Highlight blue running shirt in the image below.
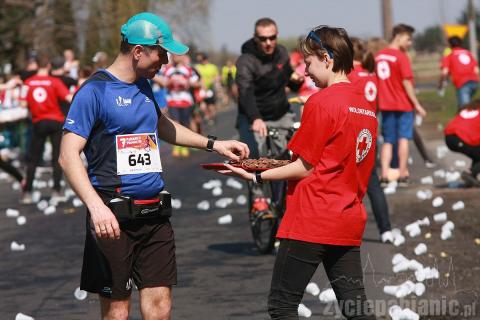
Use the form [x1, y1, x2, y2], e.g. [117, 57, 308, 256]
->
[64, 70, 164, 199]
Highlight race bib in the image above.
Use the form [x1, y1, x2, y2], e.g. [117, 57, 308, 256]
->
[116, 133, 162, 175]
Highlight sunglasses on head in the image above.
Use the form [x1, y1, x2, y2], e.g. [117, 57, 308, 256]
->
[307, 30, 334, 59]
[256, 34, 277, 42]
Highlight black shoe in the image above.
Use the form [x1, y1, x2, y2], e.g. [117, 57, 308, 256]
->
[461, 171, 480, 187]
[397, 176, 410, 187]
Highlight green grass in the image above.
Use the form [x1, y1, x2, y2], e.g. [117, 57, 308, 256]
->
[418, 84, 480, 126]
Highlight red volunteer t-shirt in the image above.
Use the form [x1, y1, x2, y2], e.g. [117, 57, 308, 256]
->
[375, 47, 414, 112]
[444, 108, 480, 146]
[23, 75, 69, 123]
[441, 48, 478, 88]
[348, 63, 378, 111]
[277, 83, 378, 246]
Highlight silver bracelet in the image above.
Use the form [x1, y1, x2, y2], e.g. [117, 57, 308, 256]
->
[252, 174, 257, 184]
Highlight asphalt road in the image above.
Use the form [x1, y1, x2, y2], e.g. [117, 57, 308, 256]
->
[0, 106, 396, 320]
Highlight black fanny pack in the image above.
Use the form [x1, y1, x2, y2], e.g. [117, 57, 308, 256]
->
[100, 190, 172, 222]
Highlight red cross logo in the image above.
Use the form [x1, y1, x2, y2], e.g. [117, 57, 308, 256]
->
[356, 129, 372, 163]
[365, 81, 377, 102]
[358, 136, 368, 155]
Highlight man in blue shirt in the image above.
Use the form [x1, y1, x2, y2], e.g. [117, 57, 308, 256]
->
[59, 12, 248, 320]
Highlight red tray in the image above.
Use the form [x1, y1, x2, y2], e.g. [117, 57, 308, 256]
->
[200, 162, 270, 172]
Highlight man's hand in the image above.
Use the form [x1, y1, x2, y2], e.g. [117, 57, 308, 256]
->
[213, 140, 250, 161]
[290, 72, 305, 84]
[415, 103, 427, 117]
[251, 118, 268, 137]
[89, 203, 121, 240]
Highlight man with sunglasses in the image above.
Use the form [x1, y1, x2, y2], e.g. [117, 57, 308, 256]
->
[236, 17, 302, 212]
[60, 12, 248, 320]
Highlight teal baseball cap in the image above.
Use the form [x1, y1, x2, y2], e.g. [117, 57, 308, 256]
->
[121, 12, 189, 55]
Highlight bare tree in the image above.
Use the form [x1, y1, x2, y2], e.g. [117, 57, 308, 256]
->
[149, 0, 212, 49]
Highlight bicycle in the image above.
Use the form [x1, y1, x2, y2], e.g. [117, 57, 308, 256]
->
[247, 122, 300, 254]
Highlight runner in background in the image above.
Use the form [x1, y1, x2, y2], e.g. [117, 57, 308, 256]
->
[349, 37, 393, 243]
[21, 52, 72, 203]
[163, 54, 200, 157]
[63, 49, 79, 79]
[375, 24, 427, 187]
[439, 36, 479, 109]
[50, 56, 77, 115]
[186, 55, 204, 135]
[77, 65, 93, 88]
[196, 52, 220, 125]
[0, 75, 25, 185]
[221, 59, 237, 103]
[92, 51, 110, 71]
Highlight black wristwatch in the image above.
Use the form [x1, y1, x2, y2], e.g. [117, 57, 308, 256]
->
[206, 135, 217, 152]
[255, 171, 263, 184]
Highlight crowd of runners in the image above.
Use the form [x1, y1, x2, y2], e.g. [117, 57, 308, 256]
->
[1, 10, 480, 320]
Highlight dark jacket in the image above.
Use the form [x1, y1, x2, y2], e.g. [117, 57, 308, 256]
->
[235, 38, 299, 123]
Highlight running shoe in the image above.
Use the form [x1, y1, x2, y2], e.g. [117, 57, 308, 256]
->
[425, 161, 437, 168]
[20, 192, 33, 205]
[381, 231, 394, 244]
[397, 176, 410, 187]
[50, 191, 68, 204]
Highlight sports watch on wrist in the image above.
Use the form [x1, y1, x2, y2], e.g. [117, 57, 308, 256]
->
[206, 135, 217, 152]
[255, 171, 263, 184]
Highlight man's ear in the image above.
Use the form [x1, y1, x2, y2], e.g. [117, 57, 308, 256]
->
[132, 45, 143, 60]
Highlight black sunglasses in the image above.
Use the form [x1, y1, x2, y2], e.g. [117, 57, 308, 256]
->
[256, 34, 277, 42]
[307, 30, 334, 59]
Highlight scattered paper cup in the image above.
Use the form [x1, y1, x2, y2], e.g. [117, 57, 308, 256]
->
[217, 214, 232, 225]
[433, 212, 447, 223]
[196, 200, 210, 211]
[10, 241, 26, 251]
[74, 287, 88, 300]
[432, 196, 444, 208]
[414, 243, 427, 256]
[305, 282, 320, 296]
[6, 208, 19, 218]
[16, 216, 27, 226]
[452, 201, 465, 211]
[297, 303, 312, 318]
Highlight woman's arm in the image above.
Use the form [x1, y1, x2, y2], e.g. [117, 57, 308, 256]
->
[220, 156, 313, 182]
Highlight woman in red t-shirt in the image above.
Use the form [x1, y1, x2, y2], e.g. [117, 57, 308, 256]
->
[445, 100, 480, 186]
[218, 27, 377, 320]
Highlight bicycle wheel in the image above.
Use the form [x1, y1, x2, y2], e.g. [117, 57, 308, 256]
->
[250, 210, 278, 254]
[248, 181, 278, 254]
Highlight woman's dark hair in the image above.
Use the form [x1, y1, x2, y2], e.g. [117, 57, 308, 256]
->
[299, 26, 354, 74]
[350, 37, 375, 73]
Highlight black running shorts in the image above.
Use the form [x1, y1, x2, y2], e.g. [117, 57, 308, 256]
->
[80, 213, 177, 299]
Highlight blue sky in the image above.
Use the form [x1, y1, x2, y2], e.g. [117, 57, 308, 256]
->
[209, 0, 478, 52]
